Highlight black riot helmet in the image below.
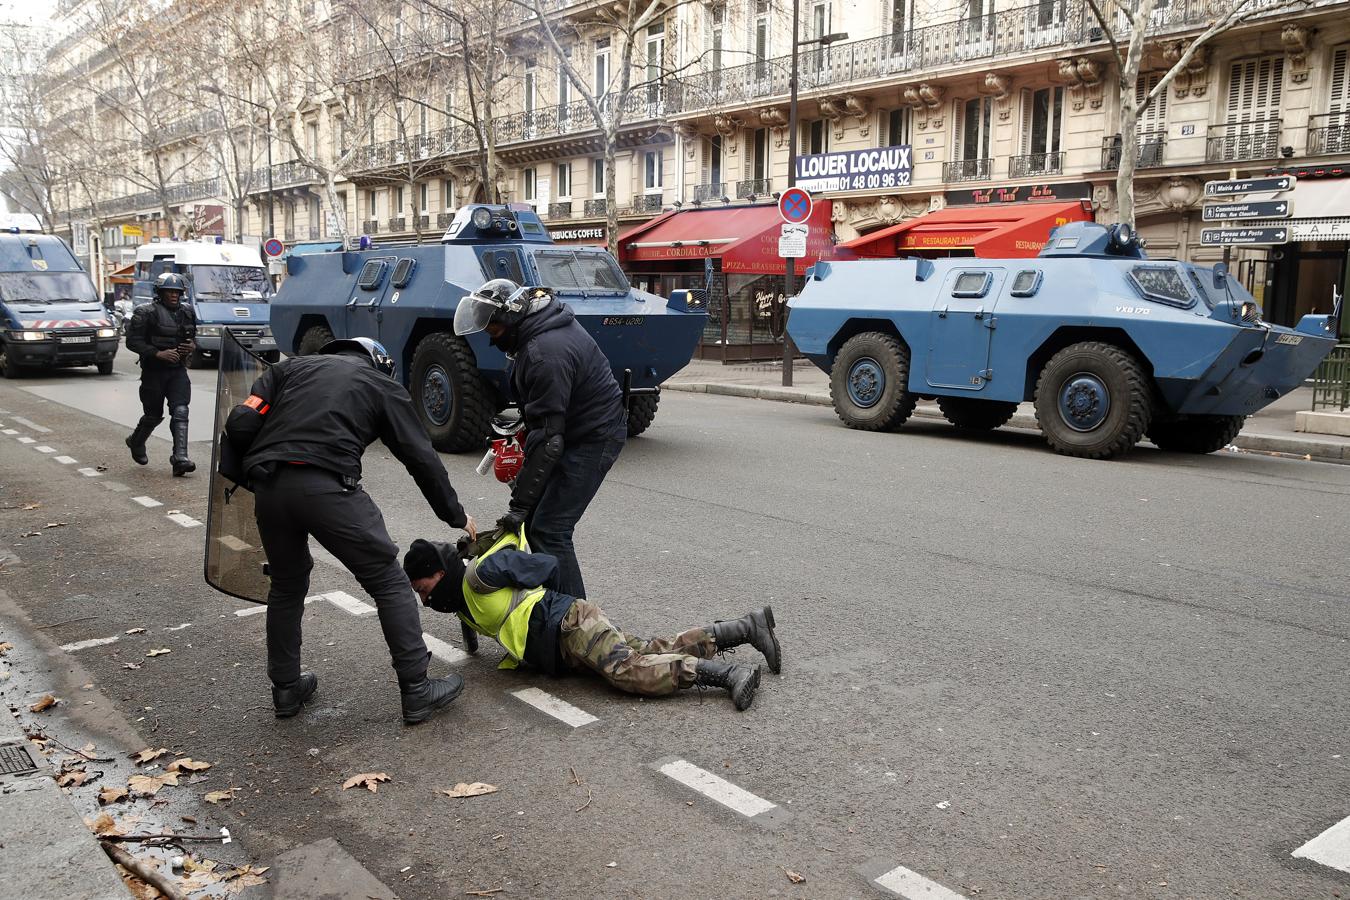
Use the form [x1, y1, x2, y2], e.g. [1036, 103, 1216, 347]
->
[154, 272, 188, 303]
[319, 336, 397, 379]
[454, 279, 552, 336]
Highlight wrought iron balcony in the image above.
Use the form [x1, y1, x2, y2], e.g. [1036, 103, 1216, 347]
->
[630, 194, 665, 214]
[1308, 112, 1350, 156]
[693, 182, 727, 204]
[362, 219, 380, 233]
[1100, 131, 1167, 169]
[437, 212, 454, 228]
[491, 89, 669, 147]
[1206, 119, 1281, 162]
[388, 217, 407, 232]
[347, 126, 476, 173]
[416, 214, 430, 230]
[583, 199, 609, 217]
[246, 160, 323, 194]
[736, 179, 773, 199]
[548, 201, 574, 219]
[943, 158, 991, 183]
[1008, 151, 1064, 179]
[148, 110, 224, 148]
[308, 226, 321, 239]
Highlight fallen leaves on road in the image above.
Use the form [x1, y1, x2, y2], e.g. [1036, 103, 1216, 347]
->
[204, 788, 238, 804]
[0, 642, 12, 655]
[128, 771, 179, 797]
[342, 772, 390, 793]
[166, 757, 211, 774]
[20, 531, 40, 538]
[98, 785, 129, 805]
[784, 868, 807, 884]
[121, 662, 142, 670]
[124, 628, 145, 635]
[145, 648, 171, 658]
[440, 782, 498, 798]
[21, 502, 40, 510]
[29, 694, 58, 712]
[130, 747, 170, 765]
[57, 767, 90, 787]
[88, 812, 127, 836]
[221, 864, 270, 893]
[178, 857, 223, 892]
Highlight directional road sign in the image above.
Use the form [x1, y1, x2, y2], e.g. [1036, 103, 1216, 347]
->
[1203, 175, 1296, 198]
[263, 237, 285, 258]
[1202, 200, 1293, 222]
[778, 223, 808, 258]
[1200, 227, 1289, 246]
[779, 187, 813, 224]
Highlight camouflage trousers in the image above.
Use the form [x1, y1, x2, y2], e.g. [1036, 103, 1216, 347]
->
[558, 599, 715, 697]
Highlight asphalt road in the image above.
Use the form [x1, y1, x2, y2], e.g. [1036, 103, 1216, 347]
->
[1, 352, 1348, 899]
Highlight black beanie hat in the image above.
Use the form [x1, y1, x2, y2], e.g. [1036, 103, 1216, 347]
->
[403, 539, 455, 581]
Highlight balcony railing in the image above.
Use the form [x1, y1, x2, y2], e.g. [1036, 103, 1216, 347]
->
[437, 212, 453, 228]
[149, 110, 224, 148]
[388, 217, 407, 232]
[1308, 112, 1350, 157]
[583, 199, 608, 216]
[416, 214, 430, 230]
[1100, 131, 1168, 169]
[693, 182, 727, 203]
[736, 178, 773, 199]
[347, 125, 479, 173]
[491, 89, 669, 147]
[943, 158, 992, 182]
[362, 219, 380, 233]
[548, 201, 574, 219]
[631, 194, 664, 213]
[1206, 119, 1281, 162]
[1009, 151, 1065, 179]
[308, 226, 321, 239]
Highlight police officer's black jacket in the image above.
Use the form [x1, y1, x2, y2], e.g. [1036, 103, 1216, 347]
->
[507, 298, 625, 452]
[224, 352, 468, 528]
[126, 301, 196, 370]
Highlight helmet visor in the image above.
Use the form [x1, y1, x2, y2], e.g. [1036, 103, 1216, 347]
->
[454, 295, 499, 336]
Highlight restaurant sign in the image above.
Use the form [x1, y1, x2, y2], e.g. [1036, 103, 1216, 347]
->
[549, 226, 606, 242]
[945, 182, 1093, 206]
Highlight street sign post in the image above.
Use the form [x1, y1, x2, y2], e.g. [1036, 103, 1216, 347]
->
[1203, 175, 1296, 198]
[263, 237, 285, 258]
[1199, 227, 1289, 246]
[778, 223, 807, 258]
[778, 187, 813, 224]
[1201, 200, 1293, 222]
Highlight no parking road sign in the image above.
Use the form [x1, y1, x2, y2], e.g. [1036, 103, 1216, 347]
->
[778, 187, 813, 224]
[263, 237, 285, 258]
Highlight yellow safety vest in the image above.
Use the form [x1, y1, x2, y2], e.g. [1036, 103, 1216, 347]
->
[458, 527, 547, 670]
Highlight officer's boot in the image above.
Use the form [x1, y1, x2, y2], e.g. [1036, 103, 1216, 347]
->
[693, 659, 761, 711]
[709, 605, 781, 674]
[272, 672, 318, 718]
[124, 415, 160, 466]
[399, 672, 465, 725]
[168, 405, 195, 476]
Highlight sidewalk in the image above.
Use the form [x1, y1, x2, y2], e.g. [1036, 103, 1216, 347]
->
[665, 358, 1350, 462]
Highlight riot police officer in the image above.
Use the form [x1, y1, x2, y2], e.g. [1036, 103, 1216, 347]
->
[125, 272, 197, 475]
[454, 280, 626, 600]
[223, 337, 478, 725]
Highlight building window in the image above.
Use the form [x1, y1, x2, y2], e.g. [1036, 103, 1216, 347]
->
[646, 22, 665, 103]
[558, 52, 571, 107]
[956, 96, 993, 160]
[1020, 86, 1064, 157]
[443, 178, 456, 210]
[709, 4, 724, 72]
[523, 167, 537, 201]
[885, 108, 911, 147]
[419, 182, 429, 213]
[419, 103, 428, 136]
[753, 0, 770, 80]
[593, 158, 605, 197]
[556, 161, 572, 198]
[752, 127, 769, 181]
[524, 57, 537, 116]
[704, 135, 723, 187]
[594, 38, 611, 97]
[644, 150, 663, 191]
[890, 0, 913, 53]
[306, 121, 319, 158]
[1225, 55, 1284, 125]
[805, 119, 829, 154]
[367, 190, 377, 219]
[393, 186, 405, 214]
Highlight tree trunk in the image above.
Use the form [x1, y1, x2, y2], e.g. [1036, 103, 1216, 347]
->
[605, 129, 618, 258]
[1116, 94, 1139, 228]
[323, 174, 349, 244]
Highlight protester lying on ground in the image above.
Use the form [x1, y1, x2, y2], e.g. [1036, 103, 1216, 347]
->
[402, 530, 781, 710]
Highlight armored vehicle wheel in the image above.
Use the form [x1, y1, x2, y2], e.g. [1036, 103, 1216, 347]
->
[1147, 415, 1244, 454]
[297, 324, 334, 356]
[410, 332, 494, 453]
[1034, 342, 1153, 459]
[626, 393, 660, 437]
[97, 360, 114, 375]
[936, 397, 1019, 431]
[830, 333, 917, 432]
[0, 342, 23, 378]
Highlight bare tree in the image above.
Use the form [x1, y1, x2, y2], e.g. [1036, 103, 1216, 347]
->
[1087, 0, 1308, 226]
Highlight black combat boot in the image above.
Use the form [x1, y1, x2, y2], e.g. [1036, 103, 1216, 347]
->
[694, 659, 761, 711]
[125, 416, 160, 466]
[399, 672, 465, 725]
[272, 672, 318, 718]
[168, 405, 195, 476]
[710, 606, 781, 674]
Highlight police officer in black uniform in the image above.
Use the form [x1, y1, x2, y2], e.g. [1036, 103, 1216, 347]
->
[454, 280, 626, 600]
[223, 337, 478, 725]
[125, 272, 197, 476]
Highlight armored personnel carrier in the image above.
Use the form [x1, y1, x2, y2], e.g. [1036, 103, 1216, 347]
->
[788, 221, 1337, 459]
[270, 205, 706, 451]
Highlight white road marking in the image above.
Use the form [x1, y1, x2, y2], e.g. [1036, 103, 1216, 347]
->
[873, 865, 969, 900]
[657, 760, 775, 817]
[34, 445, 55, 453]
[2, 428, 18, 435]
[12, 416, 51, 433]
[52, 453, 75, 462]
[131, 496, 163, 508]
[217, 535, 251, 551]
[1293, 813, 1350, 875]
[234, 594, 326, 617]
[510, 687, 598, 727]
[17, 437, 36, 445]
[101, 481, 130, 493]
[164, 623, 192, 632]
[423, 632, 470, 665]
[76, 467, 102, 477]
[166, 513, 202, 528]
[60, 635, 120, 652]
[323, 590, 375, 616]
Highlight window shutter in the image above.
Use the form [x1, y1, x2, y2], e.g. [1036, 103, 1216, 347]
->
[744, 130, 753, 181]
[1019, 89, 1032, 155]
[1137, 72, 1166, 132]
[700, 138, 711, 185]
[952, 100, 964, 160]
[1331, 47, 1349, 113]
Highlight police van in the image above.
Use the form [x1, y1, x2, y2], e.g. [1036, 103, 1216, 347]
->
[0, 213, 119, 378]
[131, 240, 278, 366]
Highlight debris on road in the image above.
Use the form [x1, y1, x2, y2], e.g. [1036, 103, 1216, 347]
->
[128, 771, 180, 796]
[440, 781, 497, 798]
[204, 788, 238, 804]
[131, 747, 170, 764]
[146, 648, 172, 657]
[342, 772, 391, 793]
[99, 785, 130, 805]
[166, 757, 212, 774]
[784, 868, 806, 884]
[29, 693, 58, 712]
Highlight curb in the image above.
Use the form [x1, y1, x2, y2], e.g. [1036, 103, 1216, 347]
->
[664, 381, 1350, 463]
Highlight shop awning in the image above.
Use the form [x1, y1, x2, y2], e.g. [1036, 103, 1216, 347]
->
[620, 201, 835, 274]
[109, 262, 135, 284]
[840, 201, 1092, 258]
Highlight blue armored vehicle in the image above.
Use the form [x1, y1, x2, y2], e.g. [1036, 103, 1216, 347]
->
[270, 205, 706, 451]
[788, 221, 1338, 459]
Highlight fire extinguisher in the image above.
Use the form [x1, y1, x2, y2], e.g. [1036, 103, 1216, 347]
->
[476, 417, 526, 484]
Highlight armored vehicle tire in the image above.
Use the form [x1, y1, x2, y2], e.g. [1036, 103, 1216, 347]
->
[626, 393, 660, 438]
[830, 333, 917, 432]
[410, 332, 495, 453]
[97, 360, 114, 375]
[937, 397, 1019, 431]
[0, 342, 23, 378]
[297, 324, 334, 356]
[1034, 342, 1153, 460]
[1147, 415, 1245, 454]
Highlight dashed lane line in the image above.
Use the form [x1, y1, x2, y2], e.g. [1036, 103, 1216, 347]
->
[17, 437, 36, 445]
[872, 865, 969, 900]
[132, 496, 163, 508]
[657, 759, 776, 817]
[60, 635, 121, 652]
[166, 512, 202, 528]
[233, 594, 336, 618]
[323, 590, 375, 616]
[1293, 813, 1350, 876]
[510, 687, 598, 727]
[423, 632, 470, 665]
[34, 445, 55, 453]
[2, 428, 18, 435]
[52, 453, 75, 462]
[11, 416, 51, 433]
[101, 481, 130, 493]
[76, 467, 102, 477]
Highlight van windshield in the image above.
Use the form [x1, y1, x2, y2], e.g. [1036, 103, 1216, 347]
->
[532, 250, 628, 293]
[191, 265, 272, 300]
[0, 272, 99, 305]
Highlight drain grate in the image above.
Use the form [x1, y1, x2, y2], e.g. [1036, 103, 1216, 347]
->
[0, 743, 39, 776]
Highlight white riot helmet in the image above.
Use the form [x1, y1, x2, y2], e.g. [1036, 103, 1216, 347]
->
[454, 279, 550, 336]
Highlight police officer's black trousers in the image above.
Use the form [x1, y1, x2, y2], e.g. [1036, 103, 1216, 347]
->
[527, 435, 625, 600]
[252, 466, 430, 685]
[138, 364, 191, 422]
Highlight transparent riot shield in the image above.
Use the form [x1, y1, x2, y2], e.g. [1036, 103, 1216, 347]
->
[203, 330, 270, 603]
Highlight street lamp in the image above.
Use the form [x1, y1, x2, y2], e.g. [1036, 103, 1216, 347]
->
[200, 84, 274, 242]
[783, 14, 847, 386]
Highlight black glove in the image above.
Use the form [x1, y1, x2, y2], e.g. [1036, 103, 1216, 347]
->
[495, 508, 526, 533]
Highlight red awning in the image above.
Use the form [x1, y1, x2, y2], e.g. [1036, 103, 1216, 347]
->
[840, 201, 1092, 258]
[620, 201, 835, 274]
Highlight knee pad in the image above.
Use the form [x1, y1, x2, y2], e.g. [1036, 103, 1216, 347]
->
[170, 405, 190, 423]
